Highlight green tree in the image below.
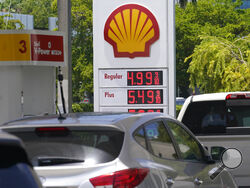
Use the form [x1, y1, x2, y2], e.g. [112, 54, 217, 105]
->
[0, 0, 22, 12]
[0, 0, 56, 29]
[186, 34, 250, 93]
[17, 0, 56, 29]
[71, 0, 93, 102]
[178, 0, 197, 9]
[0, 14, 23, 29]
[175, 0, 249, 96]
[0, 0, 24, 29]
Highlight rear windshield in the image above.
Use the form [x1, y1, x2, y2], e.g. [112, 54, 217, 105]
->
[12, 129, 124, 166]
[182, 100, 250, 135]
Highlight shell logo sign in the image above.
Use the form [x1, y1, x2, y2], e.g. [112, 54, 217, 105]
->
[104, 4, 160, 58]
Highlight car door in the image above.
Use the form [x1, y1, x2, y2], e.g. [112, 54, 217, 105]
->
[164, 119, 222, 188]
[142, 120, 195, 188]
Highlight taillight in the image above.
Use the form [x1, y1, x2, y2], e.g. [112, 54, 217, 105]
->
[226, 93, 250, 100]
[89, 168, 149, 188]
[35, 127, 69, 136]
[36, 127, 69, 132]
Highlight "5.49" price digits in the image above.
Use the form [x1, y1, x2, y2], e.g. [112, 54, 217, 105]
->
[127, 89, 163, 104]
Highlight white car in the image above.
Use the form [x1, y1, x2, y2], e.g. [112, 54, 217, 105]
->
[178, 91, 250, 187]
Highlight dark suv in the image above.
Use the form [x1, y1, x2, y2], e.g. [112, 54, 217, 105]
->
[0, 131, 42, 188]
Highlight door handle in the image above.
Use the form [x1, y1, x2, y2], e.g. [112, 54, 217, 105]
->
[194, 177, 203, 186]
[166, 177, 175, 186]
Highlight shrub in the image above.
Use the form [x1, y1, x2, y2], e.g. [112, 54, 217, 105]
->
[176, 105, 183, 117]
[72, 103, 94, 112]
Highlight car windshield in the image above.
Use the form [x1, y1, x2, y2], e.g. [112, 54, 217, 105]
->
[12, 129, 124, 166]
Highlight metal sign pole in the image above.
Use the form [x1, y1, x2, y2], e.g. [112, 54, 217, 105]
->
[58, 0, 72, 113]
[168, 0, 176, 117]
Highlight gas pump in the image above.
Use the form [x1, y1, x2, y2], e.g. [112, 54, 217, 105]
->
[0, 30, 65, 124]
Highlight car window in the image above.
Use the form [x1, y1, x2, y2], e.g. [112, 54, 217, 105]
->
[226, 105, 250, 127]
[143, 121, 177, 159]
[13, 129, 124, 166]
[167, 121, 203, 161]
[182, 100, 250, 135]
[182, 101, 227, 134]
[134, 127, 147, 149]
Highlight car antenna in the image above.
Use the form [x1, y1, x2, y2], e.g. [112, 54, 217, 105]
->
[58, 66, 67, 114]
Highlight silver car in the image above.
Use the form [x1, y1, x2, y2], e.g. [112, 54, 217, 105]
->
[1, 112, 237, 188]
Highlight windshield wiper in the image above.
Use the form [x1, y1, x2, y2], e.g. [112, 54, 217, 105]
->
[37, 156, 84, 166]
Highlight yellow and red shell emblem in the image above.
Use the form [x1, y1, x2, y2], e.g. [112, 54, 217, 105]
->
[104, 4, 160, 58]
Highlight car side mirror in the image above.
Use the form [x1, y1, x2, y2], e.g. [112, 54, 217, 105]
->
[209, 148, 242, 180]
[201, 145, 215, 164]
[210, 146, 226, 161]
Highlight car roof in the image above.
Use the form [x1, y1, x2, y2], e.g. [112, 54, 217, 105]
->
[190, 91, 250, 102]
[2, 112, 172, 131]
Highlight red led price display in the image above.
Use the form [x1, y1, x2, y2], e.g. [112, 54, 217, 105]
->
[128, 109, 163, 113]
[127, 71, 163, 86]
[127, 89, 163, 104]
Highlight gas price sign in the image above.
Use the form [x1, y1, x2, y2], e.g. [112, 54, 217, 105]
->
[94, 0, 175, 115]
[99, 68, 168, 113]
[128, 89, 163, 104]
[127, 71, 163, 86]
[99, 69, 167, 88]
[128, 109, 163, 113]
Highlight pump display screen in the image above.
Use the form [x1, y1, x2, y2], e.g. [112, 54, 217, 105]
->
[127, 71, 163, 86]
[127, 89, 163, 104]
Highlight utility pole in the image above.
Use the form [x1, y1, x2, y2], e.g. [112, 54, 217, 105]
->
[168, 0, 176, 117]
[57, 0, 72, 113]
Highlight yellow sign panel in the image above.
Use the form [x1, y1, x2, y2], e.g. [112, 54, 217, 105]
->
[0, 34, 31, 61]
